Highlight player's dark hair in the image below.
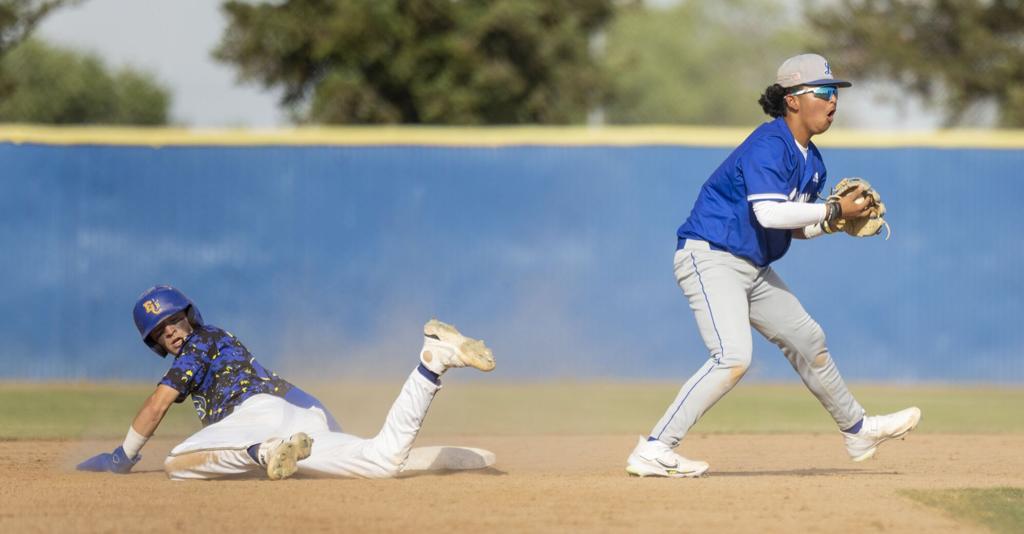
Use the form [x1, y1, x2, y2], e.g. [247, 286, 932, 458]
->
[759, 84, 789, 118]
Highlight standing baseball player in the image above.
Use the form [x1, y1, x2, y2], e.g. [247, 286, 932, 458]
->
[626, 54, 921, 478]
[77, 285, 496, 480]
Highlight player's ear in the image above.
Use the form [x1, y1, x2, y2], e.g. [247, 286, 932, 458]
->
[785, 93, 800, 114]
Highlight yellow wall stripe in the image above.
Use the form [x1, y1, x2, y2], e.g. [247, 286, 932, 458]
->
[2, 124, 1024, 149]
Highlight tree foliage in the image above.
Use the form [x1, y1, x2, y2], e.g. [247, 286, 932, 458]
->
[214, 0, 614, 124]
[807, 0, 1024, 128]
[0, 0, 81, 96]
[0, 0, 79, 53]
[600, 0, 804, 125]
[0, 39, 170, 124]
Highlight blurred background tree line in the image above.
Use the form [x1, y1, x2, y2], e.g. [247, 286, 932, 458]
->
[0, 0, 169, 124]
[1, 0, 1021, 127]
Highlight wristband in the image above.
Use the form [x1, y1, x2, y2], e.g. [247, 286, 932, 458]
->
[122, 425, 149, 459]
[823, 200, 841, 232]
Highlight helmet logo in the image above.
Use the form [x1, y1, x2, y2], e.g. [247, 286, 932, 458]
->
[143, 299, 162, 315]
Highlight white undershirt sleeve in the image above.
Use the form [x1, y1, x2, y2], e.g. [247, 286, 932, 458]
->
[801, 222, 826, 239]
[752, 200, 827, 230]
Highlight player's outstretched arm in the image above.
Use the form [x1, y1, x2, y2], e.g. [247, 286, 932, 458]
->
[76, 385, 179, 474]
[131, 384, 180, 437]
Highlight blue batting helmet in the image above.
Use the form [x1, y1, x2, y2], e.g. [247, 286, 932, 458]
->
[133, 285, 204, 357]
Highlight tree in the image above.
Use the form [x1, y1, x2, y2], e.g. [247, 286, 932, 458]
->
[0, 0, 79, 53]
[600, 0, 804, 125]
[0, 0, 82, 96]
[0, 39, 170, 124]
[807, 0, 1024, 128]
[214, 0, 614, 124]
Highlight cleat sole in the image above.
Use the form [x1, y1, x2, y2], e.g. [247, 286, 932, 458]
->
[266, 433, 313, 481]
[424, 319, 496, 372]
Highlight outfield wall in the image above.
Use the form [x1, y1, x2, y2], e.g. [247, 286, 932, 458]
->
[2, 126, 1022, 382]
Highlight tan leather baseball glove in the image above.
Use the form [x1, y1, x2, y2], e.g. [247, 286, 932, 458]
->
[827, 177, 891, 239]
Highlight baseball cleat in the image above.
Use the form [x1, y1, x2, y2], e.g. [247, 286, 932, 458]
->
[260, 432, 314, 480]
[420, 319, 496, 374]
[625, 436, 709, 478]
[843, 406, 921, 462]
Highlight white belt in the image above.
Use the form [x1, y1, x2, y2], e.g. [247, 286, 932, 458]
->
[681, 239, 711, 251]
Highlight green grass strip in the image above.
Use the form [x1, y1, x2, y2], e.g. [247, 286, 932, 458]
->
[2, 382, 1022, 439]
[902, 487, 1024, 534]
[0, 384, 200, 440]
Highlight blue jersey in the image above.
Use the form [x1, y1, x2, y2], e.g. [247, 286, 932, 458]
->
[677, 117, 829, 267]
[160, 324, 294, 426]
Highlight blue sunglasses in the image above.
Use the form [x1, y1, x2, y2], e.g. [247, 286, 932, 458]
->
[789, 85, 839, 101]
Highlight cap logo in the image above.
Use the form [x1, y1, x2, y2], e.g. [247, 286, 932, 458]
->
[824, 60, 832, 76]
[143, 299, 162, 315]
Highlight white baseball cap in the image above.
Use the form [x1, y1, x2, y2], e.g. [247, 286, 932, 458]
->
[775, 54, 851, 88]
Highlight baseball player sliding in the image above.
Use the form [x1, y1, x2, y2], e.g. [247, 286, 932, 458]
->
[627, 54, 920, 478]
[78, 285, 496, 480]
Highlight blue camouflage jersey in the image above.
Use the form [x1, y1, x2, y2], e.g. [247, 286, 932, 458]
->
[159, 324, 294, 426]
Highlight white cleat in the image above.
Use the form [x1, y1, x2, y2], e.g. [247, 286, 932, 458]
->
[626, 436, 709, 478]
[260, 432, 314, 480]
[843, 407, 921, 462]
[421, 319, 496, 374]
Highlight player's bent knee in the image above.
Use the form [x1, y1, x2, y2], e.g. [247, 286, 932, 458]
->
[730, 359, 751, 383]
[163, 454, 192, 480]
[717, 351, 751, 387]
[807, 322, 826, 349]
[378, 452, 407, 478]
[718, 350, 752, 371]
[789, 321, 826, 354]
[812, 350, 834, 369]
[357, 459, 402, 479]
[360, 446, 405, 479]
[162, 451, 225, 480]
[381, 461, 403, 478]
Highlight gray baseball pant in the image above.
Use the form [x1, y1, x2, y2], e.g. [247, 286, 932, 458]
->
[650, 239, 864, 447]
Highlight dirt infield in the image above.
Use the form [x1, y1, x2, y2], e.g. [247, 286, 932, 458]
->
[3, 433, 1021, 533]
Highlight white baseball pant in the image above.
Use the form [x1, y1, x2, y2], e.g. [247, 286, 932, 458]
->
[163, 368, 439, 480]
[650, 240, 864, 446]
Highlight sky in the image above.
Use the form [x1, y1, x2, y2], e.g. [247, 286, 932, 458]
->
[38, 0, 285, 127]
[35, 0, 950, 130]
